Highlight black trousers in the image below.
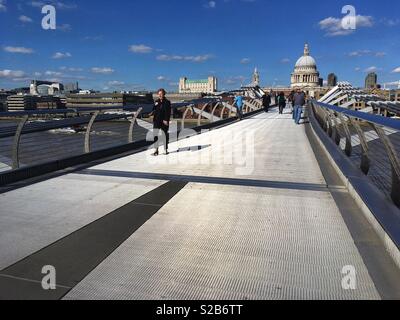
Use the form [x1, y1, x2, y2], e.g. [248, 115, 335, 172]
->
[264, 105, 270, 112]
[154, 125, 169, 151]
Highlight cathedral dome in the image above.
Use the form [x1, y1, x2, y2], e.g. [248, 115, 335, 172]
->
[291, 43, 320, 88]
[295, 55, 317, 69]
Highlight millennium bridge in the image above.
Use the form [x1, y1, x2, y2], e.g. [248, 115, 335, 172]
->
[0, 84, 399, 300]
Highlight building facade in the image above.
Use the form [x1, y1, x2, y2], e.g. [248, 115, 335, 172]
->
[365, 72, 378, 89]
[328, 73, 338, 87]
[179, 77, 218, 94]
[291, 44, 320, 89]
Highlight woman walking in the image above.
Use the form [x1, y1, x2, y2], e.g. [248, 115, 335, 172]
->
[278, 92, 286, 114]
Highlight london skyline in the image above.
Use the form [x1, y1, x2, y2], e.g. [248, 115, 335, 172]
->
[1, 0, 399, 91]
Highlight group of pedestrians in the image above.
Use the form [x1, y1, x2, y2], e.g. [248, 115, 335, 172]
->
[149, 87, 308, 156]
[262, 91, 287, 115]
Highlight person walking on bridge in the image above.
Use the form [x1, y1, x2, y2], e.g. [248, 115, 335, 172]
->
[278, 92, 286, 114]
[288, 90, 295, 118]
[262, 93, 271, 113]
[151, 88, 172, 156]
[234, 93, 244, 120]
[293, 88, 306, 125]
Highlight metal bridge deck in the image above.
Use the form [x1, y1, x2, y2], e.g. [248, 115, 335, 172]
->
[0, 109, 399, 300]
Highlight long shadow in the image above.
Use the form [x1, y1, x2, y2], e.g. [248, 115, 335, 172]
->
[76, 169, 339, 193]
[169, 144, 211, 155]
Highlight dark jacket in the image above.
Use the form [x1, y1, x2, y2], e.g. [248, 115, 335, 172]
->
[262, 94, 271, 107]
[152, 98, 172, 129]
[293, 92, 306, 106]
[278, 95, 286, 106]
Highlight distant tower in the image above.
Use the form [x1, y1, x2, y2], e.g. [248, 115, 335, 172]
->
[304, 43, 310, 56]
[252, 68, 260, 86]
[365, 72, 378, 89]
[327, 73, 338, 87]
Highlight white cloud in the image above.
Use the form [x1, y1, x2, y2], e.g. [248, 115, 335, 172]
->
[60, 66, 83, 72]
[157, 54, 213, 62]
[83, 35, 103, 41]
[157, 76, 168, 81]
[28, 1, 77, 10]
[319, 15, 374, 37]
[4, 46, 34, 54]
[348, 50, 386, 57]
[52, 52, 72, 59]
[108, 81, 125, 87]
[45, 71, 62, 76]
[392, 67, 400, 73]
[91, 67, 115, 74]
[129, 44, 153, 54]
[240, 58, 250, 64]
[382, 18, 400, 27]
[204, 1, 216, 9]
[19, 15, 33, 23]
[364, 66, 381, 73]
[281, 58, 290, 64]
[375, 52, 386, 57]
[224, 76, 247, 85]
[0, 0, 6, 12]
[58, 24, 72, 32]
[0, 70, 26, 78]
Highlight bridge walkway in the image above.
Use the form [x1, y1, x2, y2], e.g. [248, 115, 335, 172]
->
[0, 108, 399, 300]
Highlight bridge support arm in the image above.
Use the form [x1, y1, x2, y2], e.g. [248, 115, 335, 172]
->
[371, 124, 400, 207]
[12, 115, 29, 170]
[211, 102, 220, 122]
[128, 108, 143, 143]
[338, 113, 353, 157]
[84, 111, 100, 154]
[181, 105, 194, 131]
[198, 103, 210, 127]
[349, 118, 371, 175]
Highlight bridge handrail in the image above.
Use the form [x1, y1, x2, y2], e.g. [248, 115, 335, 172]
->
[314, 100, 400, 131]
[0, 109, 76, 117]
[311, 100, 400, 207]
[0, 113, 136, 139]
[0, 96, 262, 180]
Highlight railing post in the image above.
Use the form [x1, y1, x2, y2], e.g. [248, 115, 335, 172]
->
[227, 102, 235, 118]
[84, 111, 100, 153]
[220, 104, 227, 119]
[327, 110, 341, 146]
[128, 108, 143, 143]
[325, 109, 333, 137]
[211, 102, 220, 122]
[371, 124, 400, 207]
[349, 118, 371, 175]
[12, 115, 29, 170]
[181, 105, 194, 131]
[198, 103, 210, 127]
[337, 113, 353, 157]
[312, 101, 325, 128]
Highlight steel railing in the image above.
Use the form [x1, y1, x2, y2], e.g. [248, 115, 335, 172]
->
[0, 98, 265, 178]
[0, 107, 145, 172]
[311, 100, 400, 207]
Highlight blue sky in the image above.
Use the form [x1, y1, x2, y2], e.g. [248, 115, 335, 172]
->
[0, 0, 399, 91]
